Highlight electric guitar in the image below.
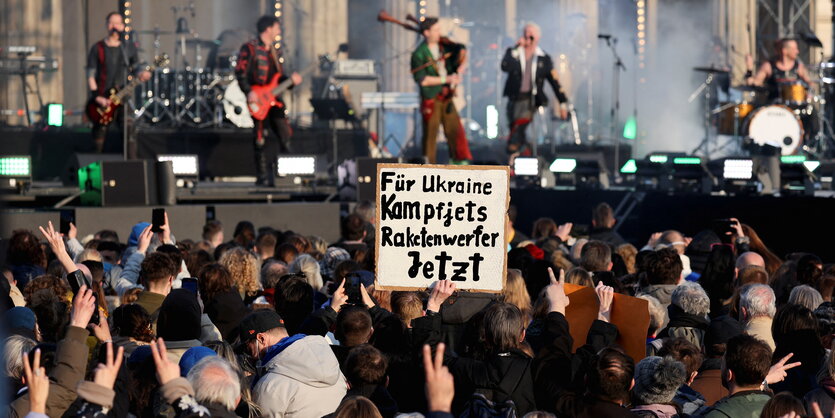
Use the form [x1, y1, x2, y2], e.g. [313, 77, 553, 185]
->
[247, 57, 323, 121]
[86, 54, 169, 126]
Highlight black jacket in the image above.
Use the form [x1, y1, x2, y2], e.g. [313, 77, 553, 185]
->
[204, 289, 251, 343]
[412, 312, 537, 415]
[501, 46, 568, 108]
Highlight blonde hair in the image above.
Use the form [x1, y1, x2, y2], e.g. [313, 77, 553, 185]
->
[615, 243, 638, 274]
[565, 267, 594, 288]
[503, 269, 532, 321]
[219, 247, 261, 297]
[391, 291, 424, 329]
[288, 254, 324, 290]
[77, 249, 103, 263]
[549, 251, 574, 273]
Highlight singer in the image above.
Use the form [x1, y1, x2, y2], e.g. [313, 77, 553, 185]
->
[86, 11, 150, 152]
[501, 23, 570, 156]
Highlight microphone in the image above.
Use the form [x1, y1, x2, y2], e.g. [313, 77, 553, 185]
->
[598, 34, 612, 40]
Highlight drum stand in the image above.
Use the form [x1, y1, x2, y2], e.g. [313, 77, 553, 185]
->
[136, 29, 175, 125]
[690, 72, 714, 157]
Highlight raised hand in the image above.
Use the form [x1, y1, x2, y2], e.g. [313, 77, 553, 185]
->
[150, 338, 180, 385]
[556, 222, 573, 242]
[89, 310, 112, 343]
[136, 224, 154, 254]
[765, 352, 802, 385]
[360, 283, 376, 308]
[646, 232, 662, 249]
[70, 286, 97, 328]
[427, 280, 456, 313]
[423, 343, 454, 413]
[595, 281, 614, 322]
[331, 279, 349, 313]
[39, 221, 75, 273]
[545, 267, 570, 315]
[160, 212, 172, 244]
[93, 342, 124, 389]
[67, 222, 77, 240]
[22, 348, 49, 414]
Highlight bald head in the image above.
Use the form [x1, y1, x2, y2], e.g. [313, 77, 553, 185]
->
[736, 252, 765, 271]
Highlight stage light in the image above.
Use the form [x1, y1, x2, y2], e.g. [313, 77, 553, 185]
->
[45, 103, 63, 127]
[513, 157, 539, 176]
[722, 159, 754, 180]
[549, 158, 577, 173]
[486, 105, 498, 139]
[648, 155, 668, 164]
[620, 159, 637, 174]
[781, 155, 806, 164]
[277, 156, 316, 176]
[623, 115, 637, 140]
[0, 156, 31, 177]
[157, 154, 199, 177]
[673, 157, 701, 165]
[804, 160, 820, 172]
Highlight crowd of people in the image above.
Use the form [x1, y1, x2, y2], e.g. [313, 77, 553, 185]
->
[2, 200, 835, 418]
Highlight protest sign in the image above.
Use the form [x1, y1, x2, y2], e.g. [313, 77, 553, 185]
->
[564, 283, 650, 363]
[375, 164, 510, 292]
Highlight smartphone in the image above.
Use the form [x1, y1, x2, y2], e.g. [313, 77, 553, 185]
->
[181, 277, 199, 295]
[59, 209, 75, 236]
[712, 218, 736, 243]
[66, 270, 100, 326]
[151, 208, 165, 233]
[345, 272, 364, 305]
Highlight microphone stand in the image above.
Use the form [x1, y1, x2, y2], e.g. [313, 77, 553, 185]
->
[603, 36, 626, 182]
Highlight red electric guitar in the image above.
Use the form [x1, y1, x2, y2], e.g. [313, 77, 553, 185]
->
[86, 54, 169, 126]
[247, 57, 322, 121]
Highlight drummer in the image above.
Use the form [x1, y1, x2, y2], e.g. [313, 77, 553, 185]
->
[746, 38, 813, 101]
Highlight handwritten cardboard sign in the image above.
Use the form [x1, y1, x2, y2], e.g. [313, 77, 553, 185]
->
[374, 164, 510, 292]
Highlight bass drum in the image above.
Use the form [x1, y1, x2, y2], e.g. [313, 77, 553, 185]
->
[745, 104, 803, 155]
[222, 80, 254, 128]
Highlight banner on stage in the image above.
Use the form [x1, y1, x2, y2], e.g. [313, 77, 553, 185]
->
[374, 164, 510, 292]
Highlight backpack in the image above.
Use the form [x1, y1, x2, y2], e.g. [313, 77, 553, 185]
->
[459, 358, 531, 418]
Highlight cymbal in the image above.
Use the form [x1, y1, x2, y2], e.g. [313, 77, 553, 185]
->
[135, 29, 174, 35]
[731, 85, 767, 92]
[693, 66, 730, 74]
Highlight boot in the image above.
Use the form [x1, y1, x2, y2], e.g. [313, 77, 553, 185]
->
[254, 146, 270, 186]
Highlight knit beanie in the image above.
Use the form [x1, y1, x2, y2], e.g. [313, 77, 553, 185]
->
[633, 356, 687, 405]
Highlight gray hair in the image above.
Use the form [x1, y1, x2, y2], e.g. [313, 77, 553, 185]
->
[671, 282, 710, 316]
[354, 200, 376, 224]
[187, 356, 241, 411]
[789, 285, 824, 311]
[740, 284, 776, 319]
[289, 254, 323, 290]
[638, 294, 668, 335]
[522, 22, 541, 36]
[4, 335, 36, 380]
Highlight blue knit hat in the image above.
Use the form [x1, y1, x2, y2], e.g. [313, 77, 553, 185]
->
[178, 346, 217, 377]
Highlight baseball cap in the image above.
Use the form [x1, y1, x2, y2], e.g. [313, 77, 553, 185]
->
[239, 309, 285, 343]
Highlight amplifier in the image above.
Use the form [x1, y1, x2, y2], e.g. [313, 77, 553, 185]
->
[79, 160, 149, 206]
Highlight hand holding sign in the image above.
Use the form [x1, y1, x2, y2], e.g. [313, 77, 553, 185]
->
[595, 281, 614, 322]
[427, 280, 456, 312]
[545, 267, 569, 315]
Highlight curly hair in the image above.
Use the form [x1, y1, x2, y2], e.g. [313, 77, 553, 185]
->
[219, 247, 261, 297]
[23, 274, 71, 305]
[7, 230, 45, 268]
[616, 243, 638, 274]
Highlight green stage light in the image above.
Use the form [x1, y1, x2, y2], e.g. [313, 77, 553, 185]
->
[549, 158, 577, 173]
[649, 155, 668, 164]
[781, 155, 806, 164]
[623, 115, 637, 140]
[0, 156, 31, 177]
[673, 157, 701, 165]
[46, 103, 63, 127]
[620, 159, 638, 174]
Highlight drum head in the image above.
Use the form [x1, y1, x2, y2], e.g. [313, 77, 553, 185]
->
[223, 80, 254, 128]
[746, 105, 803, 155]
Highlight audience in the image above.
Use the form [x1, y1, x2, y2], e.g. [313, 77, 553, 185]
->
[2, 208, 830, 418]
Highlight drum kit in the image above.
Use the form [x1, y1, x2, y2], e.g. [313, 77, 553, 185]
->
[131, 4, 254, 128]
[699, 63, 833, 157]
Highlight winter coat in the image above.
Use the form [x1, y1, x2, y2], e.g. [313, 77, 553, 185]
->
[7, 326, 90, 417]
[690, 364, 728, 407]
[254, 335, 347, 417]
[658, 304, 709, 349]
[702, 390, 771, 418]
[672, 384, 710, 416]
[744, 317, 775, 352]
[639, 284, 678, 308]
[555, 393, 639, 418]
[631, 403, 680, 418]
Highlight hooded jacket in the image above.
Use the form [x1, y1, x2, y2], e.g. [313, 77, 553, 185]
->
[703, 390, 771, 418]
[254, 335, 347, 417]
[640, 284, 678, 308]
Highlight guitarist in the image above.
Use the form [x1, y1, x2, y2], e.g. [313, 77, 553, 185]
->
[86, 11, 150, 153]
[235, 15, 302, 186]
[501, 23, 569, 157]
[411, 17, 472, 164]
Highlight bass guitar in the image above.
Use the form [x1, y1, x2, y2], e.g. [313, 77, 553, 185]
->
[85, 54, 169, 126]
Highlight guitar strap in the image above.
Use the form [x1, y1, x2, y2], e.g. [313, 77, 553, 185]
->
[96, 41, 107, 96]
